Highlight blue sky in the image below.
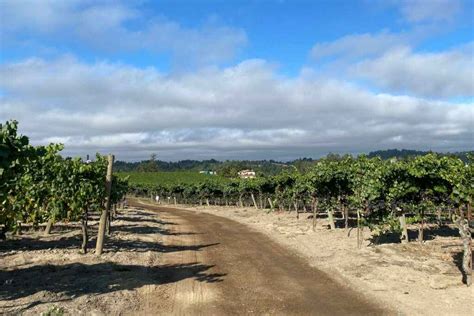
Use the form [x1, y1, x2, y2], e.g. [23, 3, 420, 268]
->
[2, 1, 473, 74]
[0, 0, 473, 161]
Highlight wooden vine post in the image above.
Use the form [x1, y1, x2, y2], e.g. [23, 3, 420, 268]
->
[399, 213, 409, 243]
[455, 207, 472, 287]
[312, 198, 318, 231]
[344, 204, 349, 231]
[268, 197, 274, 211]
[81, 210, 89, 253]
[418, 204, 425, 243]
[96, 154, 114, 255]
[357, 209, 361, 248]
[44, 218, 54, 235]
[328, 209, 336, 230]
[251, 193, 258, 210]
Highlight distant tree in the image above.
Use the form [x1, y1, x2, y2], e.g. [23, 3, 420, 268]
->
[326, 153, 343, 161]
[293, 158, 316, 173]
[137, 153, 159, 172]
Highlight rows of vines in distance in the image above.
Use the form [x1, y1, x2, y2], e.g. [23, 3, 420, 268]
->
[124, 156, 472, 237]
[0, 120, 128, 253]
[125, 154, 473, 285]
[119, 171, 228, 186]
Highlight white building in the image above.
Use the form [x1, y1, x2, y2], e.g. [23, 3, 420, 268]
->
[199, 170, 217, 175]
[238, 169, 256, 179]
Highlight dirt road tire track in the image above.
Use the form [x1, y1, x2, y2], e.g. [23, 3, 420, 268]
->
[133, 201, 389, 315]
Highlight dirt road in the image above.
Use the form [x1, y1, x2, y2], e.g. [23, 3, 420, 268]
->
[133, 201, 388, 315]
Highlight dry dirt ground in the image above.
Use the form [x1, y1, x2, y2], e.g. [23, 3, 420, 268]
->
[1, 201, 472, 315]
[1, 208, 171, 315]
[1, 202, 386, 315]
[170, 202, 473, 316]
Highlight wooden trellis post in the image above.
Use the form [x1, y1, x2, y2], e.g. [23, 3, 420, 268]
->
[96, 154, 114, 255]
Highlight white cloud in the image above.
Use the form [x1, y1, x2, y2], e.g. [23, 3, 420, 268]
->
[0, 0, 247, 66]
[309, 23, 472, 99]
[1, 57, 472, 160]
[351, 44, 474, 98]
[398, 0, 462, 23]
[311, 31, 410, 60]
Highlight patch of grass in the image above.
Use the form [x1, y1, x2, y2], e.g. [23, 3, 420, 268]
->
[41, 305, 65, 316]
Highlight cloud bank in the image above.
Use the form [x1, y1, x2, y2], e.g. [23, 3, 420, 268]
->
[1, 57, 471, 160]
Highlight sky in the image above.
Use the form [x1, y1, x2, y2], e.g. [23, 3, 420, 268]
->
[0, 0, 473, 161]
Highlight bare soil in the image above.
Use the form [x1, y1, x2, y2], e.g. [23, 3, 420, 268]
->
[1, 202, 388, 315]
[1, 208, 169, 315]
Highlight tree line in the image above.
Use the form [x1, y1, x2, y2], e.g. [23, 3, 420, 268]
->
[115, 156, 289, 176]
[114, 150, 472, 175]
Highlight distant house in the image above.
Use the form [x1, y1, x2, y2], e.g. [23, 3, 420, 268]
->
[238, 169, 256, 179]
[199, 170, 217, 175]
